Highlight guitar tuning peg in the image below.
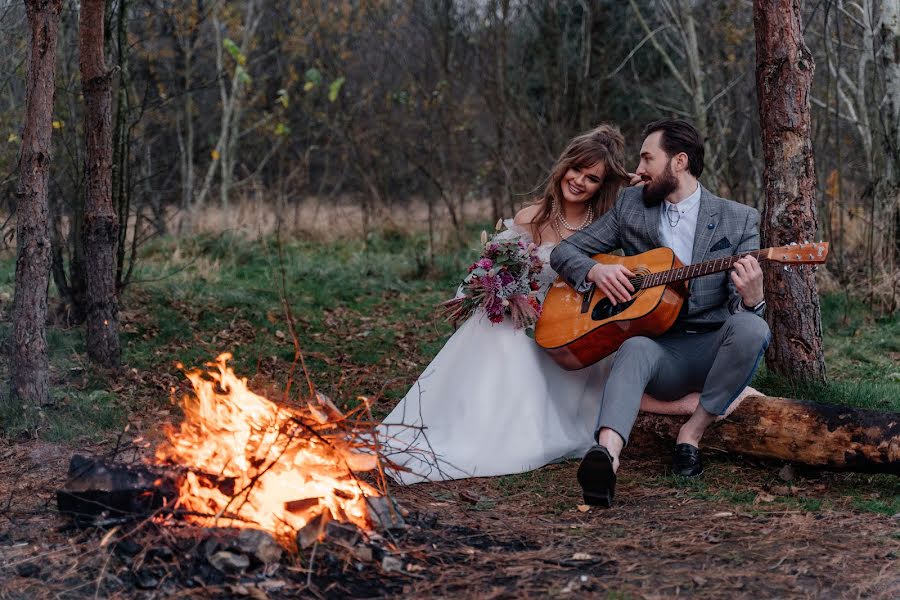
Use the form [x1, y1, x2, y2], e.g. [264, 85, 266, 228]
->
[783, 265, 792, 272]
[812, 266, 819, 272]
[797, 265, 805, 272]
[790, 242, 797, 246]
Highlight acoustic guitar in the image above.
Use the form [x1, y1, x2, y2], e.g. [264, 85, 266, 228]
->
[534, 242, 829, 370]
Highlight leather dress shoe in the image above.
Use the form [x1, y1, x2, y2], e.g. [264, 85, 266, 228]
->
[577, 445, 616, 507]
[672, 443, 703, 477]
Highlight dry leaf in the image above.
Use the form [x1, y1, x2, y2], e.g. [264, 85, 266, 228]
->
[99, 526, 120, 548]
[755, 492, 776, 503]
[571, 552, 594, 561]
[576, 504, 591, 513]
[712, 512, 733, 518]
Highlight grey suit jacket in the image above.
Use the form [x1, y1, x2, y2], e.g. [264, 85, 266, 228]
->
[549, 185, 761, 327]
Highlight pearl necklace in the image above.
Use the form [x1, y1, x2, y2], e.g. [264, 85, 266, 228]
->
[551, 199, 593, 237]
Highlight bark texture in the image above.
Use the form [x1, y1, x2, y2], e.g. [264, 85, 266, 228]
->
[632, 394, 899, 474]
[753, 0, 826, 380]
[879, 0, 900, 267]
[10, 0, 64, 406]
[80, 0, 120, 367]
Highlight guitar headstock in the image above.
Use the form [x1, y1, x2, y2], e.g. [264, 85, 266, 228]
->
[762, 242, 830, 264]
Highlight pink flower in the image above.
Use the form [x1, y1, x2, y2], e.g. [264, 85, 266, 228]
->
[476, 258, 493, 270]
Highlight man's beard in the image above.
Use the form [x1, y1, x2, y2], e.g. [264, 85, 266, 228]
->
[642, 161, 678, 207]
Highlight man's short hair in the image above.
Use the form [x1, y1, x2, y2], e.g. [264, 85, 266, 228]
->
[643, 118, 705, 177]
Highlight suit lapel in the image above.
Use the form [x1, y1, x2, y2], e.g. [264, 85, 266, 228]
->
[690, 185, 720, 267]
[643, 201, 663, 250]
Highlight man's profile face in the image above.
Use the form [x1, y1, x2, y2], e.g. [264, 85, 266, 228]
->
[636, 131, 678, 205]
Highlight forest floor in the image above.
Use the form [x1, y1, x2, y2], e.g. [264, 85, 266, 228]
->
[0, 228, 898, 598]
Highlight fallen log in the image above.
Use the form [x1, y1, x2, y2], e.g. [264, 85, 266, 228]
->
[631, 394, 900, 474]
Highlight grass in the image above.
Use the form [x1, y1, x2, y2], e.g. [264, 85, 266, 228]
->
[0, 226, 898, 445]
[750, 292, 900, 411]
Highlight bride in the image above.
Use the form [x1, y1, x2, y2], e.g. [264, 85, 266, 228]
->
[379, 124, 708, 484]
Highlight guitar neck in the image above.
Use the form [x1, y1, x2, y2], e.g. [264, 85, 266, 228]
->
[643, 250, 769, 288]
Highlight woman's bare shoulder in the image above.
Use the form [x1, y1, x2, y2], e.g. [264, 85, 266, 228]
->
[514, 204, 542, 225]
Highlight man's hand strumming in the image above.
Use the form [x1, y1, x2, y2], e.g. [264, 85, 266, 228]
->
[587, 263, 635, 305]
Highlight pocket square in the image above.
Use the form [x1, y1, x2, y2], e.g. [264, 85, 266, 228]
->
[709, 236, 732, 252]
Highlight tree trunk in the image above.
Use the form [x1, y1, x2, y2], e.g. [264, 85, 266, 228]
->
[10, 0, 64, 407]
[753, 0, 826, 381]
[113, 0, 133, 287]
[879, 0, 900, 283]
[80, 0, 120, 368]
[631, 394, 899, 474]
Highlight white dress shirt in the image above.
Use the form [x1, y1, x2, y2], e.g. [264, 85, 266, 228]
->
[658, 183, 701, 265]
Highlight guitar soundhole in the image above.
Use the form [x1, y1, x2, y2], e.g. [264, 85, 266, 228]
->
[591, 297, 635, 321]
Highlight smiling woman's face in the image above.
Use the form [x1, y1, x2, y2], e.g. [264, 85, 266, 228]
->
[560, 162, 605, 204]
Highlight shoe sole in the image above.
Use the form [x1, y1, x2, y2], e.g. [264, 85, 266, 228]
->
[577, 448, 615, 508]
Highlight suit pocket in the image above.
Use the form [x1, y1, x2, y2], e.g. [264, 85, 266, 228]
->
[709, 236, 732, 252]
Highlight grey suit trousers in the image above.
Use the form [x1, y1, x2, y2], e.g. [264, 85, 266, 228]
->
[596, 312, 770, 444]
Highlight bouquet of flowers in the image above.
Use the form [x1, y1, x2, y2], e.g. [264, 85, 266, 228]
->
[439, 225, 544, 329]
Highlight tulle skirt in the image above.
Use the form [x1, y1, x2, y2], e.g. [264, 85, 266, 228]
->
[378, 313, 614, 484]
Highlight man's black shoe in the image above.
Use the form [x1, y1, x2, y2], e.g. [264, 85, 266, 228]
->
[673, 443, 704, 477]
[577, 445, 616, 507]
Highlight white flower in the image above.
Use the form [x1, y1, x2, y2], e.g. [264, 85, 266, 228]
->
[480, 230, 488, 245]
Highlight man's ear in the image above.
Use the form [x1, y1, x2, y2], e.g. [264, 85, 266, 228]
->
[675, 152, 689, 173]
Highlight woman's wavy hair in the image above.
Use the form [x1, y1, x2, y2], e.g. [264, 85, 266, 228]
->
[528, 124, 629, 244]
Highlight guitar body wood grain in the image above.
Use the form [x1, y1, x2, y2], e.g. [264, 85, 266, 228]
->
[536, 248, 689, 370]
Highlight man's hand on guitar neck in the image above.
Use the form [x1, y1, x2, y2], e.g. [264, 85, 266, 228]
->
[587, 263, 635, 305]
[730, 255, 764, 308]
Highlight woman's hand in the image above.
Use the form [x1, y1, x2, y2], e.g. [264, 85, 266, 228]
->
[587, 263, 635, 305]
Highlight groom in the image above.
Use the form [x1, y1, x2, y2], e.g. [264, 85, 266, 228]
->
[550, 118, 770, 507]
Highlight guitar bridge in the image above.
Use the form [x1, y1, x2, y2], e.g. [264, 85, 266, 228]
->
[580, 287, 595, 314]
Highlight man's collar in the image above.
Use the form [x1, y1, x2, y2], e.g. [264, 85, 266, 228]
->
[665, 182, 701, 213]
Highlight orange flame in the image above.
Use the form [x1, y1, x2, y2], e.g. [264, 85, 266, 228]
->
[155, 353, 380, 542]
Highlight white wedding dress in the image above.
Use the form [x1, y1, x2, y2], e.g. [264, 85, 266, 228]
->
[378, 225, 614, 484]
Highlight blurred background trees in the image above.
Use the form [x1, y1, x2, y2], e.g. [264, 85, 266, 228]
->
[0, 0, 897, 314]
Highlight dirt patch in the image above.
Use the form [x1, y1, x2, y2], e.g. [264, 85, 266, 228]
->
[0, 439, 897, 598]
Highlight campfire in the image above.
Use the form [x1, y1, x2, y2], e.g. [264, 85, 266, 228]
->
[58, 354, 399, 551]
[154, 353, 382, 543]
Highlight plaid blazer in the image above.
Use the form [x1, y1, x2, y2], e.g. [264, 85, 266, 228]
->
[549, 184, 761, 327]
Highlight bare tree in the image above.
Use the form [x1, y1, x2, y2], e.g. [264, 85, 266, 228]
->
[754, 0, 826, 380]
[194, 0, 263, 210]
[10, 0, 63, 407]
[80, 0, 120, 368]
